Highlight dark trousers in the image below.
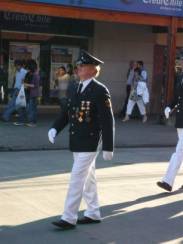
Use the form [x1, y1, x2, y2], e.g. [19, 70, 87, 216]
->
[18, 97, 38, 123]
[121, 85, 131, 117]
[2, 88, 19, 121]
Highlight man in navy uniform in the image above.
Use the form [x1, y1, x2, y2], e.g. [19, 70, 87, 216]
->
[157, 68, 183, 192]
[48, 50, 114, 230]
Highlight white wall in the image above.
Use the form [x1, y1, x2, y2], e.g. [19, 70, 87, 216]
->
[91, 22, 155, 114]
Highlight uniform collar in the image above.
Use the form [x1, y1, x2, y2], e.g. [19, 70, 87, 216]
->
[79, 78, 93, 93]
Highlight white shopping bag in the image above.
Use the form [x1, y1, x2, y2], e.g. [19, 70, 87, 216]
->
[15, 85, 26, 108]
[0, 85, 4, 101]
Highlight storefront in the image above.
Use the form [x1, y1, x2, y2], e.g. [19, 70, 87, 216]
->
[0, 0, 183, 114]
[0, 10, 94, 104]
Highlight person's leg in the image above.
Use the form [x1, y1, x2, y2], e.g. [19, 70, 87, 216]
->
[82, 156, 101, 220]
[2, 89, 18, 121]
[162, 129, 183, 187]
[61, 152, 97, 225]
[136, 99, 147, 122]
[121, 85, 131, 117]
[122, 99, 135, 121]
[16, 98, 29, 124]
[27, 97, 37, 124]
[14, 107, 26, 124]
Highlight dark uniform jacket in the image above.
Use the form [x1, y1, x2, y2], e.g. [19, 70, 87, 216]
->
[169, 75, 183, 128]
[52, 79, 114, 152]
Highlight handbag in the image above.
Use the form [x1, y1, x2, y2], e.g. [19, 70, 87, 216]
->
[129, 88, 140, 101]
[15, 85, 26, 109]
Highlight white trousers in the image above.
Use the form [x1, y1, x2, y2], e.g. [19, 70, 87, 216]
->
[61, 152, 101, 225]
[126, 99, 146, 115]
[163, 128, 183, 186]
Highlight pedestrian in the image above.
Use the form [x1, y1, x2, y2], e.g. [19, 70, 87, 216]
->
[14, 59, 40, 127]
[2, 60, 27, 122]
[157, 68, 183, 192]
[121, 60, 136, 117]
[54, 66, 70, 111]
[48, 50, 114, 230]
[122, 68, 148, 123]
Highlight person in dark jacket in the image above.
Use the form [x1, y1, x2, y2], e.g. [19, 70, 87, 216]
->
[157, 70, 183, 192]
[48, 50, 114, 230]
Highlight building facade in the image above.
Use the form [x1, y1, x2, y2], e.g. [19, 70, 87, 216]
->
[0, 1, 183, 114]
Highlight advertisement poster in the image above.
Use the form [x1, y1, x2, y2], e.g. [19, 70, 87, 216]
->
[8, 43, 40, 88]
[50, 46, 79, 90]
[28, 0, 183, 17]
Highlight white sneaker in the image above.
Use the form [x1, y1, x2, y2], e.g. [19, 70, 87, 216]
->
[142, 115, 147, 123]
[26, 123, 37, 127]
[13, 122, 24, 126]
[122, 115, 130, 122]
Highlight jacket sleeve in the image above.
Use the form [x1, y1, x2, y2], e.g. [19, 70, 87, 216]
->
[96, 87, 115, 152]
[52, 103, 69, 134]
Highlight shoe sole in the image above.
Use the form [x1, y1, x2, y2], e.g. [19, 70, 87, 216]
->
[77, 220, 101, 224]
[52, 222, 75, 230]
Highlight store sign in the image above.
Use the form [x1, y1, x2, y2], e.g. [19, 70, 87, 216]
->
[27, 0, 183, 17]
[2, 11, 51, 29]
[0, 11, 94, 37]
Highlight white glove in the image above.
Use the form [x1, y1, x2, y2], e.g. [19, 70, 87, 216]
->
[103, 151, 113, 161]
[48, 128, 57, 144]
[164, 107, 171, 119]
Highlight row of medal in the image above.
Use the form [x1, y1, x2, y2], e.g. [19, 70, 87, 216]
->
[76, 101, 91, 123]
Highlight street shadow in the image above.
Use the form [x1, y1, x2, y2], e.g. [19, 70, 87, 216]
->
[0, 146, 176, 182]
[100, 189, 183, 216]
[0, 191, 183, 244]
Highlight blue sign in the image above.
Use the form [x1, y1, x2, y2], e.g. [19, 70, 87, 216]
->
[27, 0, 183, 17]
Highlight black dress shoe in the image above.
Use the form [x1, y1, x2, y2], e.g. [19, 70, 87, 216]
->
[157, 181, 172, 192]
[52, 219, 76, 230]
[77, 216, 101, 224]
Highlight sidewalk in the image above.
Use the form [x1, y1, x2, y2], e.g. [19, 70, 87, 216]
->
[0, 113, 177, 151]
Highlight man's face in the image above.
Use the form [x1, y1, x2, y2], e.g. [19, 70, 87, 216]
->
[77, 64, 96, 81]
[137, 63, 143, 69]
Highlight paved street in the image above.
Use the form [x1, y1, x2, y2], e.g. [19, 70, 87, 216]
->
[0, 148, 183, 244]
